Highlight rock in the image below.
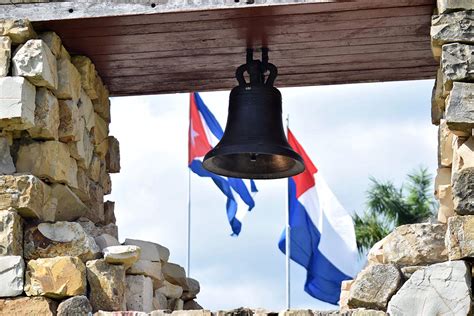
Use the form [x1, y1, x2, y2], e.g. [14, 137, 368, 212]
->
[183, 300, 204, 310]
[431, 69, 444, 125]
[445, 82, 474, 135]
[0, 297, 57, 316]
[0, 174, 51, 219]
[100, 168, 112, 195]
[387, 261, 471, 316]
[400, 266, 426, 280]
[181, 277, 200, 301]
[54, 55, 81, 103]
[77, 217, 118, 239]
[103, 245, 140, 268]
[339, 280, 353, 312]
[452, 167, 474, 214]
[0, 19, 36, 44]
[48, 183, 88, 221]
[437, 0, 474, 14]
[350, 310, 387, 316]
[38, 32, 61, 57]
[382, 223, 447, 266]
[431, 11, 474, 59]
[24, 221, 100, 262]
[71, 56, 98, 99]
[28, 87, 60, 140]
[348, 264, 402, 310]
[0, 256, 24, 297]
[456, 137, 474, 170]
[446, 215, 474, 260]
[104, 200, 116, 224]
[86, 259, 126, 312]
[73, 167, 90, 202]
[0, 137, 14, 175]
[437, 184, 455, 223]
[88, 154, 101, 182]
[68, 120, 93, 169]
[168, 298, 184, 311]
[367, 237, 386, 265]
[16, 140, 78, 188]
[0, 76, 35, 130]
[441, 43, 474, 94]
[95, 233, 119, 251]
[58, 99, 80, 142]
[438, 120, 454, 167]
[126, 274, 154, 313]
[128, 259, 163, 281]
[57, 295, 92, 316]
[123, 238, 170, 262]
[157, 280, 183, 299]
[0, 36, 11, 77]
[106, 136, 120, 173]
[95, 136, 108, 159]
[78, 89, 95, 131]
[0, 209, 22, 256]
[83, 180, 105, 223]
[12, 39, 57, 89]
[153, 291, 168, 310]
[93, 113, 109, 145]
[162, 263, 188, 290]
[174, 311, 209, 316]
[93, 76, 111, 122]
[96, 312, 149, 316]
[25, 256, 86, 298]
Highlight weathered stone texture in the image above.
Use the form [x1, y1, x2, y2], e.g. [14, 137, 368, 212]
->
[184, 300, 204, 310]
[93, 76, 111, 122]
[0, 210, 22, 256]
[58, 99, 80, 142]
[446, 215, 474, 260]
[77, 217, 118, 239]
[0, 76, 35, 130]
[0, 256, 24, 297]
[103, 245, 140, 268]
[387, 261, 471, 316]
[69, 120, 93, 169]
[0, 137, 14, 175]
[168, 298, 184, 311]
[12, 39, 57, 89]
[106, 135, 120, 173]
[128, 259, 163, 282]
[0, 296, 57, 316]
[157, 280, 183, 299]
[123, 238, 170, 262]
[452, 167, 474, 214]
[24, 221, 100, 261]
[28, 87, 60, 140]
[438, 119, 454, 167]
[182, 277, 200, 301]
[38, 32, 61, 57]
[54, 55, 81, 103]
[93, 112, 109, 145]
[348, 264, 402, 310]
[153, 291, 168, 310]
[126, 274, 154, 312]
[431, 11, 474, 59]
[78, 89, 95, 132]
[71, 56, 98, 99]
[437, 0, 474, 14]
[441, 43, 474, 94]
[25, 256, 86, 298]
[162, 262, 188, 290]
[432, 69, 445, 125]
[16, 140, 78, 188]
[57, 295, 92, 316]
[0, 36, 11, 77]
[445, 82, 474, 134]
[95, 233, 119, 251]
[0, 19, 36, 45]
[86, 259, 126, 312]
[48, 183, 88, 221]
[104, 200, 116, 224]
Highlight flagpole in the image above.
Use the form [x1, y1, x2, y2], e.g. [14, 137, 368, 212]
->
[186, 168, 191, 277]
[285, 114, 291, 310]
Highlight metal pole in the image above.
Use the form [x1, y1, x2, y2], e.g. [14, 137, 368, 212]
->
[285, 114, 291, 310]
[187, 168, 191, 277]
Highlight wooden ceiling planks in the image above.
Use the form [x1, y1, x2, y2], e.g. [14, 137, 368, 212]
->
[32, 0, 437, 96]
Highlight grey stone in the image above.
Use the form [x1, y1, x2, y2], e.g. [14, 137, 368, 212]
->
[103, 245, 140, 268]
[123, 238, 170, 262]
[58, 99, 80, 143]
[78, 89, 95, 132]
[445, 82, 474, 134]
[48, 183, 88, 222]
[0, 76, 35, 131]
[77, 217, 118, 239]
[0, 209, 22, 256]
[0, 137, 14, 175]
[103, 200, 116, 225]
[441, 43, 474, 94]
[127, 259, 163, 282]
[181, 277, 200, 301]
[446, 215, 474, 260]
[156, 280, 183, 299]
[0, 36, 11, 77]
[387, 261, 471, 316]
[168, 298, 184, 311]
[27, 87, 60, 140]
[71, 56, 98, 100]
[183, 300, 204, 310]
[106, 135, 120, 173]
[57, 295, 92, 316]
[126, 274, 154, 313]
[431, 11, 474, 59]
[153, 291, 168, 310]
[0, 256, 24, 297]
[432, 68, 445, 125]
[348, 264, 402, 310]
[54, 55, 81, 103]
[68, 119, 93, 169]
[94, 233, 119, 251]
[38, 32, 61, 57]
[400, 266, 426, 280]
[452, 167, 474, 214]
[162, 262, 188, 290]
[437, 0, 474, 14]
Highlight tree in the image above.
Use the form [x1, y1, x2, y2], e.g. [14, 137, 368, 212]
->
[353, 167, 437, 254]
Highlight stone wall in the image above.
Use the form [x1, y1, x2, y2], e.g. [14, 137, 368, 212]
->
[338, 2, 474, 315]
[0, 19, 203, 315]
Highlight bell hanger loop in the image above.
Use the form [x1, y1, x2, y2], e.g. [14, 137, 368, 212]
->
[235, 47, 278, 87]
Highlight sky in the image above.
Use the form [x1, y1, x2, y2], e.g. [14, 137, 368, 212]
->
[108, 79, 437, 311]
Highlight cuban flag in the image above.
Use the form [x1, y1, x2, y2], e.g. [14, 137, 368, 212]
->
[188, 92, 257, 235]
[278, 129, 358, 304]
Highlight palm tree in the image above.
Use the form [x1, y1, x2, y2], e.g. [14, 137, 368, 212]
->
[353, 167, 437, 254]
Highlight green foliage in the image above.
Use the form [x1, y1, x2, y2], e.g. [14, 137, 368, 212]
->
[353, 167, 436, 254]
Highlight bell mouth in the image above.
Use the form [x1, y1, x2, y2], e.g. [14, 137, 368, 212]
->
[203, 145, 305, 179]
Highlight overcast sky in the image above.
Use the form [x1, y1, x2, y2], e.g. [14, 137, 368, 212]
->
[108, 79, 437, 311]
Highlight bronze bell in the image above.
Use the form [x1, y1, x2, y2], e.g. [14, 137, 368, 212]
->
[202, 48, 305, 179]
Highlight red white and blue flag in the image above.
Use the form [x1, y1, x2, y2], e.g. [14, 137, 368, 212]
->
[279, 129, 358, 304]
[189, 92, 257, 235]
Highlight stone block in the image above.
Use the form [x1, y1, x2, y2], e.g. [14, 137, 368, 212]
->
[77, 217, 118, 239]
[71, 56, 98, 100]
[95, 233, 119, 251]
[58, 99, 80, 142]
[103, 245, 140, 268]
[0, 210, 22, 256]
[106, 135, 120, 173]
[93, 112, 109, 145]
[28, 87, 60, 140]
[0, 76, 35, 130]
[48, 183, 88, 221]
[93, 76, 111, 122]
[339, 280, 353, 312]
[438, 184, 455, 223]
[95, 137, 109, 159]
[0, 36, 11, 77]
[25, 256, 86, 298]
[0, 137, 14, 175]
[78, 89, 95, 132]
[153, 291, 168, 310]
[400, 265, 425, 280]
[124, 238, 170, 262]
[183, 300, 204, 311]
[431, 68, 444, 125]
[128, 260, 163, 282]
[126, 274, 154, 312]
[24, 221, 100, 262]
[441, 43, 474, 94]
[348, 264, 402, 310]
[58, 45, 70, 60]
[57, 295, 92, 316]
[69, 119, 94, 169]
[0, 297, 57, 316]
[437, 0, 474, 14]
[73, 167, 90, 203]
[182, 277, 200, 301]
[88, 154, 101, 182]
[162, 263, 188, 290]
[54, 55, 81, 103]
[97, 312, 148, 316]
[83, 180, 105, 223]
[382, 223, 447, 266]
[16, 140, 78, 188]
[104, 200, 116, 224]
[168, 298, 184, 311]
[0, 256, 24, 297]
[86, 259, 126, 312]
[0, 19, 36, 45]
[0, 174, 51, 219]
[445, 82, 474, 135]
[157, 280, 183, 299]
[38, 32, 61, 57]
[387, 261, 471, 316]
[446, 215, 474, 260]
[100, 168, 112, 195]
[452, 167, 474, 214]
[12, 39, 57, 89]
[453, 137, 474, 174]
[438, 119, 454, 167]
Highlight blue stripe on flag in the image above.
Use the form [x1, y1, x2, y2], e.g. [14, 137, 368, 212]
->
[193, 93, 224, 140]
[278, 178, 351, 305]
